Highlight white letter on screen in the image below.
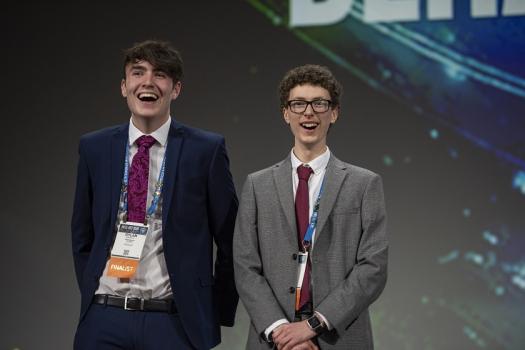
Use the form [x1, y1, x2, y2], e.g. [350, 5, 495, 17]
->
[289, 0, 354, 27]
[502, 0, 525, 16]
[427, 0, 454, 20]
[364, 0, 419, 22]
[471, 0, 497, 18]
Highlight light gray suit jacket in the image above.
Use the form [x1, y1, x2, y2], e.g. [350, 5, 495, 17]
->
[233, 154, 388, 350]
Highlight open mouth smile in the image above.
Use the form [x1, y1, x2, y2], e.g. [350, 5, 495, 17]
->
[137, 92, 159, 102]
[300, 122, 319, 130]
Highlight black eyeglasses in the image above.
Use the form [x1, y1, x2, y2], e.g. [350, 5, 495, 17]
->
[287, 99, 332, 114]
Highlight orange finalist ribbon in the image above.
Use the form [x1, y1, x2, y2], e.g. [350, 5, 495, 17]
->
[107, 257, 140, 278]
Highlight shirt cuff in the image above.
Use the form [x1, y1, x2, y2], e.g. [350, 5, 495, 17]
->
[264, 319, 290, 342]
[314, 311, 332, 330]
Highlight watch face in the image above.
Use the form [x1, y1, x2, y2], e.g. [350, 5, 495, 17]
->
[308, 316, 321, 328]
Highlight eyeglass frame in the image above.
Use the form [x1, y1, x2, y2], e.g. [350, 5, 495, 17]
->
[286, 99, 333, 114]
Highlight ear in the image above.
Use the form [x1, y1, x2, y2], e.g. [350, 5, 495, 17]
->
[170, 81, 182, 100]
[121, 79, 127, 98]
[283, 107, 290, 124]
[330, 106, 339, 124]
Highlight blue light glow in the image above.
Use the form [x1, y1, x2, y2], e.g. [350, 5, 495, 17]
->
[511, 275, 525, 290]
[444, 63, 467, 82]
[465, 251, 484, 265]
[383, 155, 393, 166]
[482, 230, 499, 245]
[512, 170, 525, 194]
[438, 250, 459, 264]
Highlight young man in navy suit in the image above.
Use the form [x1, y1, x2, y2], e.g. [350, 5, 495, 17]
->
[72, 40, 238, 350]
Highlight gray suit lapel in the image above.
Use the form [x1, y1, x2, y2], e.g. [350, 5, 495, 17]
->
[315, 155, 348, 238]
[273, 157, 298, 247]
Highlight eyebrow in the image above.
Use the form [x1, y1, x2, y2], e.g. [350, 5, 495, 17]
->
[130, 65, 146, 71]
[290, 97, 329, 101]
[130, 65, 167, 73]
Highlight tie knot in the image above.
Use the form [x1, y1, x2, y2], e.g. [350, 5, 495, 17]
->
[297, 164, 313, 181]
[136, 135, 156, 149]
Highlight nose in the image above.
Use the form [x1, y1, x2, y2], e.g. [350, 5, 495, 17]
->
[142, 71, 154, 87]
[303, 102, 315, 116]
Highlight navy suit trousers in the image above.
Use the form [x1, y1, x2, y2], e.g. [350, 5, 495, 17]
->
[74, 304, 196, 350]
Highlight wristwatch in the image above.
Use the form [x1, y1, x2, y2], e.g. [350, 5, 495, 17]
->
[306, 314, 326, 335]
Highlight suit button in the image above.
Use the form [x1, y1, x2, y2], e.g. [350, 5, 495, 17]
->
[289, 287, 295, 294]
[292, 254, 297, 260]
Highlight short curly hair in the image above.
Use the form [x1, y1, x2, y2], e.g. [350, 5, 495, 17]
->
[123, 40, 184, 83]
[278, 64, 342, 110]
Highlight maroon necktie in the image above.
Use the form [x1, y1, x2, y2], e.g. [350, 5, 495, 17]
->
[127, 135, 156, 223]
[295, 164, 313, 309]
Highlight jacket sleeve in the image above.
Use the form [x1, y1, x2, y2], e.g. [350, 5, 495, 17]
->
[207, 137, 239, 326]
[316, 174, 388, 331]
[71, 138, 95, 290]
[233, 175, 290, 336]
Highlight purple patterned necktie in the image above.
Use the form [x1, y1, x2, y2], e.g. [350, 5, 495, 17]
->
[295, 164, 313, 309]
[127, 135, 157, 223]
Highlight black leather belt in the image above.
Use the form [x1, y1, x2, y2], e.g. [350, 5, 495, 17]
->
[92, 294, 178, 313]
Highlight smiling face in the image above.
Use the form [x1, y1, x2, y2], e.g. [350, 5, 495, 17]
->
[121, 60, 181, 124]
[283, 84, 338, 153]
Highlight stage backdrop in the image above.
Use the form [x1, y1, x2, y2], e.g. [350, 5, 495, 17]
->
[2, 1, 524, 349]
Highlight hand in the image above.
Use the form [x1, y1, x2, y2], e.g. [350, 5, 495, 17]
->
[291, 340, 319, 350]
[272, 321, 316, 350]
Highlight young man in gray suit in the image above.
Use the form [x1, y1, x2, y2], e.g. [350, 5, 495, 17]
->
[234, 65, 388, 350]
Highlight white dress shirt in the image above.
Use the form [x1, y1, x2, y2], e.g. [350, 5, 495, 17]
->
[96, 117, 172, 299]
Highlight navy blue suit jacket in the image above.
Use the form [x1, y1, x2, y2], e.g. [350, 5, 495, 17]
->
[71, 119, 239, 349]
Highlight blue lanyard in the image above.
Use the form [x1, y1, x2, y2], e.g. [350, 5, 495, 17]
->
[302, 178, 325, 251]
[119, 140, 167, 221]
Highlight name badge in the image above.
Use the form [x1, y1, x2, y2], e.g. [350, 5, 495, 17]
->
[295, 251, 308, 310]
[106, 222, 149, 278]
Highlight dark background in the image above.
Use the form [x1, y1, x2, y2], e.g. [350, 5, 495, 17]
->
[2, 1, 524, 349]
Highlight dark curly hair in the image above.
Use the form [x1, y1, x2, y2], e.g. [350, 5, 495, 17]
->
[278, 64, 342, 110]
[123, 40, 183, 83]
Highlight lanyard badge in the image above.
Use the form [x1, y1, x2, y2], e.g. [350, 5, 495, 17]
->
[295, 251, 309, 310]
[107, 222, 149, 278]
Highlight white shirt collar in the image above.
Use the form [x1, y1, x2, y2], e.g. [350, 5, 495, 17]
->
[128, 116, 171, 146]
[291, 147, 331, 174]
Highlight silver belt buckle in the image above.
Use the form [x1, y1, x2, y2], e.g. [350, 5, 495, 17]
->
[124, 295, 144, 311]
